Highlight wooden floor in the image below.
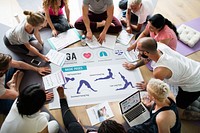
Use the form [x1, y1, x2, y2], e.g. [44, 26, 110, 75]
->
[0, 0, 200, 132]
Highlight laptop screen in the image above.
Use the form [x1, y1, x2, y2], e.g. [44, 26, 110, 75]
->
[120, 91, 141, 114]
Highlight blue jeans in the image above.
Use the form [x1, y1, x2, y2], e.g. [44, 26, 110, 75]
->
[0, 68, 16, 115]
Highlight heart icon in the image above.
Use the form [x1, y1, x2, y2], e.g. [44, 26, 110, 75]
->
[83, 53, 91, 58]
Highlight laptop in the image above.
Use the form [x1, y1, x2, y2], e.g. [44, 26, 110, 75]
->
[119, 91, 150, 127]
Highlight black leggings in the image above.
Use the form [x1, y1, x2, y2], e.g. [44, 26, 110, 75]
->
[50, 15, 70, 32]
[60, 99, 84, 133]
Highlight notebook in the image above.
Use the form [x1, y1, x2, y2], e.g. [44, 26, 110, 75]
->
[48, 28, 81, 51]
[119, 91, 150, 127]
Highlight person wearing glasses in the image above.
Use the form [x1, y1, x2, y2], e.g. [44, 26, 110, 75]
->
[125, 37, 200, 120]
[123, 14, 179, 70]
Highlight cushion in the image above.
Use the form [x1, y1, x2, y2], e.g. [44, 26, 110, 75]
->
[177, 24, 200, 47]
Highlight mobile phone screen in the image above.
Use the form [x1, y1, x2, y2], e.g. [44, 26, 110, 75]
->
[31, 59, 41, 66]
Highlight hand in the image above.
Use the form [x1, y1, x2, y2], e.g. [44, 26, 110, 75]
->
[122, 62, 136, 70]
[41, 55, 49, 62]
[141, 95, 152, 107]
[126, 26, 132, 34]
[52, 29, 58, 37]
[86, 31, 93, 40]
[127, 43, 136, 51]
[68, 22, 74, 28]
[45, 91, 54, 101]
[98, 32, 106, 44]
[37, 67, 51, 75]
[136, 81, 147, 90]
[110, 22, 115, 27]
[39, 40, 44, 46]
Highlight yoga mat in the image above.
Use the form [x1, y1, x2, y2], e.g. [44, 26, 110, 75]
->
[176, 17, 200, 56]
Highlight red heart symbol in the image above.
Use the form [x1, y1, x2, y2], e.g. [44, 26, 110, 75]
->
[83, 53, 91, 58]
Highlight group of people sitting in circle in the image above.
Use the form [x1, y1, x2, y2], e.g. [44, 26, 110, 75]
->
[0, 0, 200, 133]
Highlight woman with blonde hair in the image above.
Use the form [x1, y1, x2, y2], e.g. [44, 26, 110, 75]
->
[43, 0, 72, 36]
[127, 78, 181, 133]
[4, 11, 49, 62]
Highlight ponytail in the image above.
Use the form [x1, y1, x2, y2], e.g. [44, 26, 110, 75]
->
[165, 19, 179, 38]
[23, 10, 45, 27]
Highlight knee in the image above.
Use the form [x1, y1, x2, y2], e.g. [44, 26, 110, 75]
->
[74, 21, 84, 30]
[48, 120, 59, 133]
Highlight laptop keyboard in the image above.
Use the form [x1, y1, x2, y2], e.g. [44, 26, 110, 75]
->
[125, 104, 146, 122]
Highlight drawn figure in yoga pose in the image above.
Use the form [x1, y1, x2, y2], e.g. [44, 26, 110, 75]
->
[77, 80, 97, 94]
[95, 69, 114, 81]
[116, 72, 134, 90]
[63, 77, 75, 89]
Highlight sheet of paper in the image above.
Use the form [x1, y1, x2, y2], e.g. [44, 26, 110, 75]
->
[86, 102, 114, 126]
[86, 35, 101, 49]
[49, 88, 61, 110]
[46, 49, 66, 67]
[42, 71, 66, 90]
[123, 51, 139, 63]
[48, 28, 80, 50]
[102, 34, 117, 50]
[117, 30, 134, 45]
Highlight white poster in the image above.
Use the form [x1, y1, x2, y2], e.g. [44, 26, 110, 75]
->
[49, 45, 143, 108]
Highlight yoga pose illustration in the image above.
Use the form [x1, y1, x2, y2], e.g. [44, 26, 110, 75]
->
[116, 72, 134, 90]
[77, 80, 97, 94]
[63, 77, 75, 89]
[95, 69, 114, 81]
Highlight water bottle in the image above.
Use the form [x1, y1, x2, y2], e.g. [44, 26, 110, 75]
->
[81, 35, 87, 46]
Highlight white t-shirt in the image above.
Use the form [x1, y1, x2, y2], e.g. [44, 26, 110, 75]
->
[5, 20, 33, 45]
[128, 0, 154, 24]
[0, 99, 48, 133]
[153, 43, 200, 92]
[0, 75, 6, 96]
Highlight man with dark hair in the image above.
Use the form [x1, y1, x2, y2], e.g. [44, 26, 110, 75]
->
[124, 37, 200, 120]
[0, 53, 52, 114]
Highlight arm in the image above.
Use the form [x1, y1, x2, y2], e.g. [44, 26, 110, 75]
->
[82, 5, 93, 40]
[126, 8, 142, 32]
[34, 28, 43, 45]
[11, 60, 51, 75]
[98, 5, 114, 43]
[126, 8, 132, 29]
[127, 27, 149, 51]
[0, 90, 18, 100]
[153, 67, 172, 80]
[125, 9, 132, 34]
[64, 0, 70, 23]
[130, 23, 143, 32]
[156, 112, 171, 133]
[24, 43, 49, 62]
[43, 1, 58, 36]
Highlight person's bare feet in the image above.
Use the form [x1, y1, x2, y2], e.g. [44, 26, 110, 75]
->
[97, 20, 115, 28]
[57, 86, 66, 99]
[15, 71, 24, 91]
[7, 70, 24, 92]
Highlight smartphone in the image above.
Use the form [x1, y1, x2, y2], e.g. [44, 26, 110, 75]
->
[31, 59, 41, 66]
